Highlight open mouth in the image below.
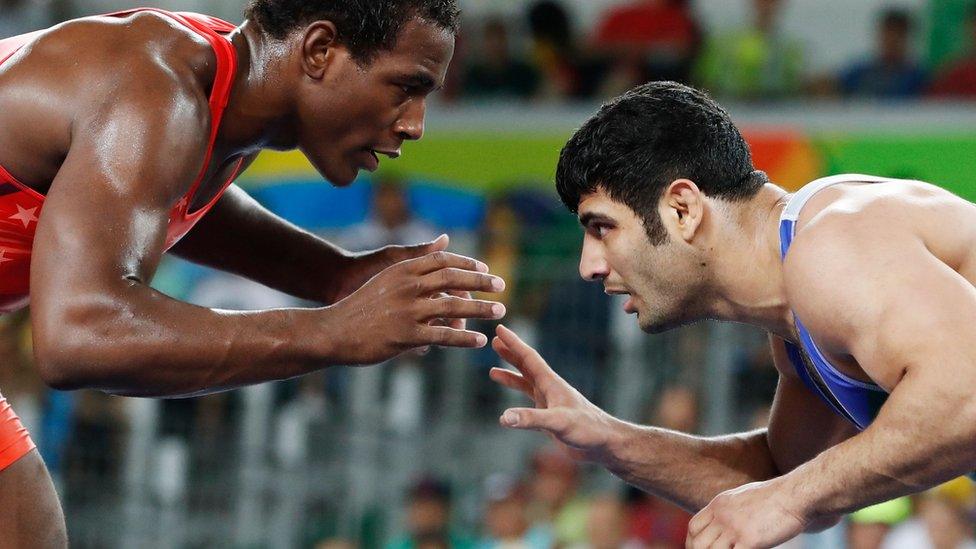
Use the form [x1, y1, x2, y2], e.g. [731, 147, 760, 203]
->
[361, 148, 401, 172]
[606, 288, 637, 314]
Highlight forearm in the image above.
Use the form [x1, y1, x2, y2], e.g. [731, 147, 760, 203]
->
[170, 186, 350, 303]
[780, 372, 976, 519]
[34, 281, 339, 397]
[603, 421, 780, 511]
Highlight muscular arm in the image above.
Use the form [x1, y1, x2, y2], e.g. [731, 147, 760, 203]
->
[169, 182, 354, 304]
[29, 67, 500, 398]
[489, 326, 855, 512]
[776, 221, 976, 519]
[601, 336, 856, 511]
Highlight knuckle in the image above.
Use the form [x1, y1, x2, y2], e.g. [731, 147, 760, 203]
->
[434, 329, 452, 345]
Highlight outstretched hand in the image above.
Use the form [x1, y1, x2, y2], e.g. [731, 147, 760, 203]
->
[331, 234, 453, 303]
[489, 325, 623, 463]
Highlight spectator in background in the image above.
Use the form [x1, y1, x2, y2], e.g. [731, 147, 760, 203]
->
[526, 446, 591, 547]
[386, 477, 475, 549]
[478, 474, 551, 549]
[883, 478, 976, 549]
[626, 387, 698, 548]
[339, 174, 439, 251]
[462, 18, 540, 101]
[591, 0, 700, 98]
[526, 1, 598, 100]
[929, 7, 976, 99]
[567, 494, 643, 549]
[847, 497, 913, 549]
[695, 0, 803, 101]
[837, 8, 927, 98]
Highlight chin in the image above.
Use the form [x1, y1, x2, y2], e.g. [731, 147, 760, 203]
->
[318, 165, 359, 187]
[637, 309, 685, 334]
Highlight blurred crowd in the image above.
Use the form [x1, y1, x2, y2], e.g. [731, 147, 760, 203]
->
[4, 0, 976, 102]
[451, 0, 976, 103]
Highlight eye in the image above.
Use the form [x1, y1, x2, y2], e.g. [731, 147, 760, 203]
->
[587, 223, 611, 239]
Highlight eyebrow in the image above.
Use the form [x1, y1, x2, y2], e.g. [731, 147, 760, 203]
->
[579, 212, 615, 227]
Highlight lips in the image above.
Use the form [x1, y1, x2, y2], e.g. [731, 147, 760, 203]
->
[360, 147, 401, 172]
[606, 288, 637, 314]
[362, 149, 380, 172]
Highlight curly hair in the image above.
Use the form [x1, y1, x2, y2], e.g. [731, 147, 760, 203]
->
[244, 0, 460, 63]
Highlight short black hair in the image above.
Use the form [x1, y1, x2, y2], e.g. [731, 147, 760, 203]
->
[555, 81, 765, 244]
[244, 0, 460, 63]
[879, 8, 913, 33]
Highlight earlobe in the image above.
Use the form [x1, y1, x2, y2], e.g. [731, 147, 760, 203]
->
[301, 21, 340, 80]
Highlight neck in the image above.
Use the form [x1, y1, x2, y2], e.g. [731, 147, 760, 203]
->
[705, 184, 796, 339]
[218, 21, 301, 156]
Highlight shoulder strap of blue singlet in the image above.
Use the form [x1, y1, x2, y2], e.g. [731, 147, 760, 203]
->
[779, 174, 892, 430]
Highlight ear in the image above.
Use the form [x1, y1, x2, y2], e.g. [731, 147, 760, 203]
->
[661, 179, 705, 243]
[301, 21, 341, 80]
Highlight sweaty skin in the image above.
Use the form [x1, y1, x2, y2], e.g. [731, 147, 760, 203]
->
[0, 11, 508, 391]
[0, 10, 505, 547]
[490, 179, 976, 548]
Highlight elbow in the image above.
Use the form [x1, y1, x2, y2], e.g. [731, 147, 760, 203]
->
[32, 304, 123, 391]
[33, 335, 92, 391]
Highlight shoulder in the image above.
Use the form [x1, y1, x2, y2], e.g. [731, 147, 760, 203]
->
[26, 11, 217, 125]
[781, 184, 921, 349]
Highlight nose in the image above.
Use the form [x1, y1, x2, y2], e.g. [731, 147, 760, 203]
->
[579, 236, 610, 282]
[395, 99, 426, 141]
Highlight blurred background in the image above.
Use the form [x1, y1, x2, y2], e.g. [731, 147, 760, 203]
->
[3, 0, 976, 548]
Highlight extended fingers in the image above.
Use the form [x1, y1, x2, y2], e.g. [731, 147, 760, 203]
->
[489, 367, 534, 397]
[406, 251, 488, 276]
[414, 326, 488, 349]
[493, 325, 552, 380]
[422, 295, 505, 320]
[417, 268, 505, 295]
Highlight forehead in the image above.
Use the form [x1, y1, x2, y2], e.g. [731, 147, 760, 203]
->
[372, 18, 455, 76]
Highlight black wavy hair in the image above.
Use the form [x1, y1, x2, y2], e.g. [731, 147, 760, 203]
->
[244, 0, 460, 63]
[556, 81, 766, 245]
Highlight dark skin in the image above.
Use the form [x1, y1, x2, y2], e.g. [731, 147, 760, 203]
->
[0, 11, 504, 546]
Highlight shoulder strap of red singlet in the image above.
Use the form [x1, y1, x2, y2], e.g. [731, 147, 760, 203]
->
[0, 30, 46, 65]
[105, 8, 239, 207]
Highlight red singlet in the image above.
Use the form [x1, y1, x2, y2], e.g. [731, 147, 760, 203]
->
[0, 8, 244, 313]
[0, 392, 35, 471]
[0, 9, 243, 471]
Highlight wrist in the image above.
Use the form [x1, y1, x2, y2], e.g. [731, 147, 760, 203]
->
[774, 469, 823, 522]
[323, 252, 356, 304]
[598, 416, 636, 467]
[299, 305, 351, 366]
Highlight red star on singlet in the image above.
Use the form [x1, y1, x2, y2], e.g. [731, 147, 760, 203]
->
[0, 249, 12, 265]
[8, 204, 38, 228]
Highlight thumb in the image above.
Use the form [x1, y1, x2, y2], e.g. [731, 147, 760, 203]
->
[500, 407, 561, 432]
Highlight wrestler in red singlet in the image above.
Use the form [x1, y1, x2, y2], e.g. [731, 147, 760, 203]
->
[0, 8, 243, 474]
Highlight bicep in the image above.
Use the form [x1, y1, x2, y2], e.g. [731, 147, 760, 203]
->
[787, 221, 976, 390]
[767, 336, 859, 474]
[30, 84, 208, 327]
